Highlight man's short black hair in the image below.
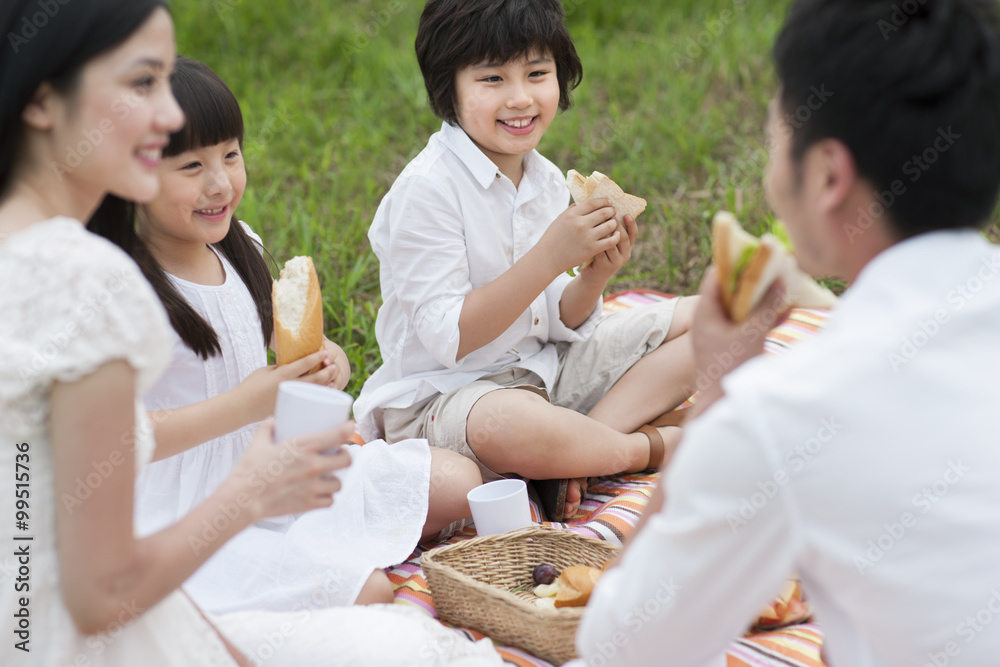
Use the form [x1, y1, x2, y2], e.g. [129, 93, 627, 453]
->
[774, 0, 1000, 237]
[415, 0, 583, 125]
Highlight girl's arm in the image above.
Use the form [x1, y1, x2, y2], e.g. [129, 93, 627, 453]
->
[149, 348, 336, 461]
[51, 359, 352, 635]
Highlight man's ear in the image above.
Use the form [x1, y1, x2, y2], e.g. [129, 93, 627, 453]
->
[21, 82, 57, 131]
[812, 138, 857, 215]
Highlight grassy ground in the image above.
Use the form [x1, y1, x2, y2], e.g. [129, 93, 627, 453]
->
[171, 0, 999, 395]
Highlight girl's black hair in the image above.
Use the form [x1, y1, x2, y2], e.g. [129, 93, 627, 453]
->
[0, 0, 167, 198]
[91, 57, 275, 359]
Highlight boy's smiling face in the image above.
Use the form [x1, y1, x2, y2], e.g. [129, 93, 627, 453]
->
[454, 49, 560, 182]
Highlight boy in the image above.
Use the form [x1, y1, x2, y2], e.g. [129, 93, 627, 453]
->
[355, 0, 697, 520]
[578, 0, 1000, 663]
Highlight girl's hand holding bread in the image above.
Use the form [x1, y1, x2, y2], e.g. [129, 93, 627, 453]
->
[233, 350, 337, 423]
[321, 338, 352, 391]
[232, 254, 352, 423]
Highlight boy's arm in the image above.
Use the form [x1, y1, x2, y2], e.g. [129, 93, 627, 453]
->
[558, 213, 640, 330]
[385, 173, 620, 364]
[557, 270, 607, 331]
[456, 242, 562, 360]
[456, 200, 621, 360]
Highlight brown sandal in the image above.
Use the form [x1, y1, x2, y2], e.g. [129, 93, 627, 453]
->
[635, 405, 691, 471]
[636, 425, 667, 471]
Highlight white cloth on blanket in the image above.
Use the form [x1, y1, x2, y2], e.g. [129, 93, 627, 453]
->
[215, 605, 503, 667]
[136, 236, 432, 613]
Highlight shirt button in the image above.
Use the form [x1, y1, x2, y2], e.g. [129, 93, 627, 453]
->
[534, 317, 540, 325]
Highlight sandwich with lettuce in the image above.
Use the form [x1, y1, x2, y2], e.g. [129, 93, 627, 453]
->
[712, 211, 837, 322]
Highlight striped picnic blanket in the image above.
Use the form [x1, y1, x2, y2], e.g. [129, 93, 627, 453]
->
[386, 290, 832, 666]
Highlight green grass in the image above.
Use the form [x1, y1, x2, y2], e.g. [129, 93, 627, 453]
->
[171, 0, 1000, 395]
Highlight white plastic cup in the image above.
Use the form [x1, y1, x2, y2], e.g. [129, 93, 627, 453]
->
[466, 479, 532, 536]
[273, 381, 353, 444]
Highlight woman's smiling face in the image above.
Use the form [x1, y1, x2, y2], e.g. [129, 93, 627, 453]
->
[48, 8, 184, 205]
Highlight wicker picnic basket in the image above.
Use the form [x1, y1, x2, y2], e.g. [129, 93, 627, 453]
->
[421, 525, 620, 665]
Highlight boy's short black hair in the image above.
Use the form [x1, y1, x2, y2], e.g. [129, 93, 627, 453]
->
[415, 0, 583, 125]
[774, 0, 1000, 237]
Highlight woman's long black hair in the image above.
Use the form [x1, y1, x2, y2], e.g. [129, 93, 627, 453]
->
[0, 0, 167, 198]
[90, 57, 275, 359]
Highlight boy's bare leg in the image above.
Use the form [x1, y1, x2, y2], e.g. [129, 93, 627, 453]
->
[466, 298, 699, 517]
[587, 331, 696, 431]
[421, 447, 481, 539]
[588, 297, 699, 432]
[467, 389, 663, 516]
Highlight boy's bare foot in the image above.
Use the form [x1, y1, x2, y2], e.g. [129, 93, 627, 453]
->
[563, 477, 588, 519]
[534, 476, 589, 522]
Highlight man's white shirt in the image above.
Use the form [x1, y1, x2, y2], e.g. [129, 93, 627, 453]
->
[579, 230, 1000, 666]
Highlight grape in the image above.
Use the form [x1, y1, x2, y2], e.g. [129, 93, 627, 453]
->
[532, 563, 559, 585]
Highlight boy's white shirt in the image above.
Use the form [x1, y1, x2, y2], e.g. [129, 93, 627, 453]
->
[577, 230, 1000, 666]
[355, 122, 602, 440]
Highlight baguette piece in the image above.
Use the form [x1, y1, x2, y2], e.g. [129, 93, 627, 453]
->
[273, 256, 324, 367]
[566, 170, 647, 269]
[711, 211, 837, 322]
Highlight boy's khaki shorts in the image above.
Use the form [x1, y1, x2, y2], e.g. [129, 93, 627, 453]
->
[382, 299, 680, 481]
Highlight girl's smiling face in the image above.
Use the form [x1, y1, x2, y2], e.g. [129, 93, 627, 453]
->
[453, 49, 560, 179]
[139, 138, 246, 248]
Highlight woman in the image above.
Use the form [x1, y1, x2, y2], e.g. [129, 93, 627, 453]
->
[0, 2, 499, 666]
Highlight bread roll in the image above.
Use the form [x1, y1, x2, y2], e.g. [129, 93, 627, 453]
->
[566, 170, 647, 269]
[273, 256, 324, 368]
[553, 565, 602, 608]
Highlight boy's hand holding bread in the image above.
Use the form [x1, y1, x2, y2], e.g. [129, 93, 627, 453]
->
[539, 197, 621, 275]
[537, 170, 645, 278]
[567, 170, 646, 271]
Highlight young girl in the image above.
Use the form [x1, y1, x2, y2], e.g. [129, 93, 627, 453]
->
[92, 57, 482, 614]
[356, 0, 698, 521]
[0, 3, 499, 665]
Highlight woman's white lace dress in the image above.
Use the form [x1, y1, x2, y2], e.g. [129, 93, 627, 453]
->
[0, 218, 500, 667]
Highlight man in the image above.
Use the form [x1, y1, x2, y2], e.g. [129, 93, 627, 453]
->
[578, 0, 1000, 665]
